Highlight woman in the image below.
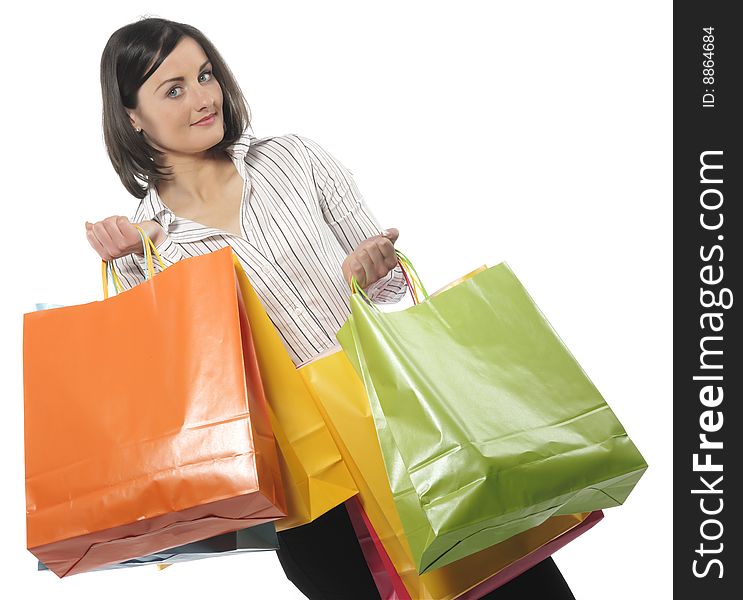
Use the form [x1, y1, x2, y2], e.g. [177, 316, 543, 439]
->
[85, 17, 575, 600]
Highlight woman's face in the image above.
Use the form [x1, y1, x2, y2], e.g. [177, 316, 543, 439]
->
[127, 36, 225, 158]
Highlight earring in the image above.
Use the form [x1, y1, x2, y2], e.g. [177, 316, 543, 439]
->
[136, 127, 142, 133]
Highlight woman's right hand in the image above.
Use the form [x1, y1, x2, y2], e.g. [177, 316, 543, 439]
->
[85, 216, 166, 261]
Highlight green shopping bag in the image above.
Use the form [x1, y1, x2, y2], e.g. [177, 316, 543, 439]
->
[336, 251, 647, 574]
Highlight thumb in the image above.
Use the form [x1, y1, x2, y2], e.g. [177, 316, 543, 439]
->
[382, 227, 399, 244]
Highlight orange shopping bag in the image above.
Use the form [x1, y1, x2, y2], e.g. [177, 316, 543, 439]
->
[23, 230, 286, 577]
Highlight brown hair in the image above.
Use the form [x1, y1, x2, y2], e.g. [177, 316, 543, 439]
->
[100, 16, 252, 199]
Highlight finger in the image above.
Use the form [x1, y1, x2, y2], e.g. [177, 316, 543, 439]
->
[348, 255, 369, 288]
[365, 243, 390, 281]
[102, 216, 130, 252]
[106, 216, 140, 256]
[355, 246, 377, 287]
[374, 237, 398, 270]
[107, 216, 133, 252]
[108, 215, 127, 238]
[381, 227, 399, 244]
[86, 227, 112, 261]
[91, 221, 117, 257]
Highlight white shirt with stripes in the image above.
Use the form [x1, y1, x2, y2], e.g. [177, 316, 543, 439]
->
[112, 130, 407, 367]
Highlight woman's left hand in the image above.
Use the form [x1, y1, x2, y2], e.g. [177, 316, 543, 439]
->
[342, 228, 400, 289]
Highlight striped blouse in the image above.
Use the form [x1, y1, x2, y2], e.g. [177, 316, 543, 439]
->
[112, 130, 407, 367]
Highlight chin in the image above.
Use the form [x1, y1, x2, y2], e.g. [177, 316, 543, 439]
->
[190, 119, 223, 135]
[201, 130, 226, 153]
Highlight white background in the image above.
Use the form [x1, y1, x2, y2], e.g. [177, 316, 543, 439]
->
[1, 1, 671, 597]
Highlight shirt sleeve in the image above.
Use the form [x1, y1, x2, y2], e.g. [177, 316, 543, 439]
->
[111, 230, 185, 292]
[292, 134, 408, 305]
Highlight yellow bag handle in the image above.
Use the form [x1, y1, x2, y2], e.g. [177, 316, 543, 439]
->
[101, 224, 166, 299]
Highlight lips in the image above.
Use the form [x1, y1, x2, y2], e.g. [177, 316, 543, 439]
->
[192, 112, 216, 125]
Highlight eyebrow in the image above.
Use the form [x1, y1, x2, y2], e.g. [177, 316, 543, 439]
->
[155, 60, 212, 93]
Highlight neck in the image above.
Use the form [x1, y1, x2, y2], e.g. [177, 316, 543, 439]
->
[156, 151, 234, 211]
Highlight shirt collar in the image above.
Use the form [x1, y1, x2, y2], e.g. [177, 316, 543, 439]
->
[138, 127, 254, 229]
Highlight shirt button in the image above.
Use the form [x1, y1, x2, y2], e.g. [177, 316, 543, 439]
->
[262, 265, 271, 274]
[293, 306, 303, 316]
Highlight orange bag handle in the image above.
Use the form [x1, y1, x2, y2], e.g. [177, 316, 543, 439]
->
[101, 225, 166, 299]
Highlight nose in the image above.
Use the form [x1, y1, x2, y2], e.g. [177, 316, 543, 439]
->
[193, 88, 216, 115]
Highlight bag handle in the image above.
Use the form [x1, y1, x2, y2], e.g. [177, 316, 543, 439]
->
[101, 224, 166, 299]
[350, 249, 430, 307]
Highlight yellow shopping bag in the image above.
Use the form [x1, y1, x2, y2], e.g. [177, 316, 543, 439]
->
[232, 255, 357, 531]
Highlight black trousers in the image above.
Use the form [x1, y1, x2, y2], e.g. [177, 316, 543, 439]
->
[275, 503, 575, 600]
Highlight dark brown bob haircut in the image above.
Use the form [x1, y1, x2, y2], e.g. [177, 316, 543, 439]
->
[100, 17, 251, 199]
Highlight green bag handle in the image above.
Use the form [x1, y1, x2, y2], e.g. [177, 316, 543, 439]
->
[101, 224, 166, 299]
[350, 249, 430, 307]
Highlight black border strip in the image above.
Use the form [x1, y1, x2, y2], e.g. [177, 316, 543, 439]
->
[674, 4, 741, 597]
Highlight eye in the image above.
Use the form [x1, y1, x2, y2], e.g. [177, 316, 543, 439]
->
[167, 70, 214, 98]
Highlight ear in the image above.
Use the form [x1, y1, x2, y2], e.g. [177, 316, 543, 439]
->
[127, 111, 139, 131]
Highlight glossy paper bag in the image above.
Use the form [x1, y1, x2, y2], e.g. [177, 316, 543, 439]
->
[337, 251, 647, 573]
[24, 238, 285, 577]
[301, 332, 597, 598]
[345, 496, 411, 600]
[346, 496, 605, 600]
[231, 254, 357, 531]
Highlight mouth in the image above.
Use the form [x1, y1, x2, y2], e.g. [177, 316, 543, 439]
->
[192, 112, 217, 125]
